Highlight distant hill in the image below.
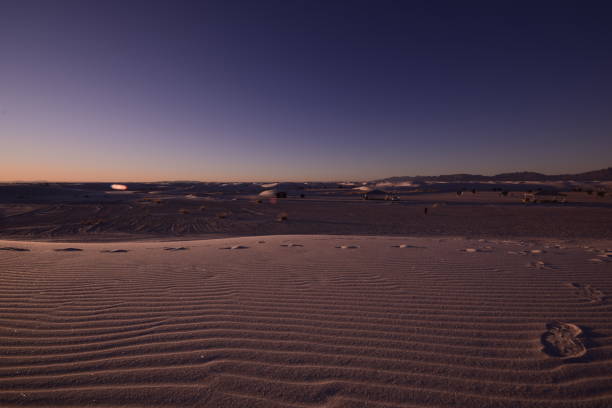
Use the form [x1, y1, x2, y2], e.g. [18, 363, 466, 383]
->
[377, 167, 612, 183]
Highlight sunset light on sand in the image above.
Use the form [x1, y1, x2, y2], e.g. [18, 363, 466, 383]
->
[1, 1, 611, 407]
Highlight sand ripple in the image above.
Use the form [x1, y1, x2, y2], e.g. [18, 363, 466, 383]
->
[0, 236, 611, 407]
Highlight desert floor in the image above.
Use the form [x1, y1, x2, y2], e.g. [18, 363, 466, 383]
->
[1, 187, 612, 241]
[1, 235, 611, 407]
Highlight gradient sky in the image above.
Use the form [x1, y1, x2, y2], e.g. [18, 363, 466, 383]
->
[1, 0, 611, 181]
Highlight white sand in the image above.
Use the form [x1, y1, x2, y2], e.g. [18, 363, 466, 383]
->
[1, 235, 611, 407]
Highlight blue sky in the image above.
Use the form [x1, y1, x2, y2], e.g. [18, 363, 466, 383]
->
[1, 0, 611, 181]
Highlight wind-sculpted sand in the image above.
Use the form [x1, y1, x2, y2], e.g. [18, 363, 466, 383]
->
[1, 235, 612, 407]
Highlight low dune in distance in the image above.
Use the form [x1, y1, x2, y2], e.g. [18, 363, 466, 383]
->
[1, 235, 612, 407]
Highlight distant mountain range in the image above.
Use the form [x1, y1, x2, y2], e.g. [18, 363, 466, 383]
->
[377, 167, 612, 183]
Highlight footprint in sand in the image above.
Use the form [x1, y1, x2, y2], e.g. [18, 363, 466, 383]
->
[541, 321, 587, 358]
[219, 245, 249, 250]
[54, 248, 83, 252]
[527, 260, 553, 269]
[101, 249, 129, 253]
[335, 245, 360, 249]
[568, 282, 606, 304]
[163, 247, 189, 251]
[280, 243, 303, 247]
[0, 247, 30, 252]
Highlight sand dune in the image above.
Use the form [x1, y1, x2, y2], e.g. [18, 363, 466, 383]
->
[1, 235, 612, 407]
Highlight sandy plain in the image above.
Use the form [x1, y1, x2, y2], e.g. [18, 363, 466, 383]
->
[1, 182, 611, 407]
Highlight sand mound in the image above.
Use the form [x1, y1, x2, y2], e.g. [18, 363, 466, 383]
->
[261, 183, 279, 188]
[258, 189, 277, 198]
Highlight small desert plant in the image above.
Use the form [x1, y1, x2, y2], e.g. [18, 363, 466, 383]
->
[276, 212, 288, 222]
[199, 206, 206, 211]
[597, 191, 606, 198]
[217, 212, 229, 219]
[179, 209, 190, 214]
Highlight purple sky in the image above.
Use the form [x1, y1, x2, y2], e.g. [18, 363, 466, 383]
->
[1, 0, 611, 181]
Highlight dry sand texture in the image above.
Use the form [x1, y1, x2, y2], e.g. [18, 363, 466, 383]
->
[1, 235, 612, 407]
[2, 185, 612, 241]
